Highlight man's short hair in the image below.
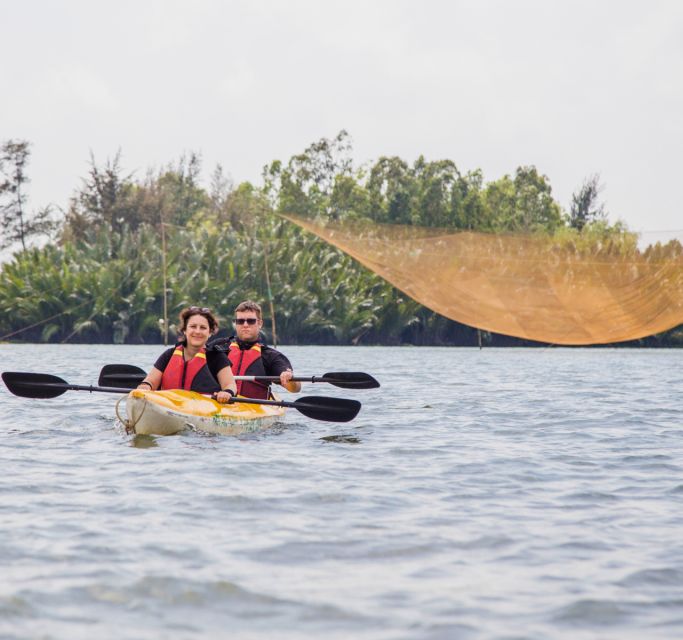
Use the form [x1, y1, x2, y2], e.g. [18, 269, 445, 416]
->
[235, 300, 262, 320]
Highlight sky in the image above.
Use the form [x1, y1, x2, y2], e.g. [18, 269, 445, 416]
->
[2, 0, 682, 246]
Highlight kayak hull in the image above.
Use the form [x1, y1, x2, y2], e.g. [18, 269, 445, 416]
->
[122, 389, 285, 436]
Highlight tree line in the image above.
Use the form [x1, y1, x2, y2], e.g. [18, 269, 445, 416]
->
[0, 132, 681, 346]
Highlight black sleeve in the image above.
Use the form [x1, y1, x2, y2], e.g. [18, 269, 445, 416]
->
[207, 350, 231, 380]
[153, 348, 175, 372]
[261, 347, 293, 376]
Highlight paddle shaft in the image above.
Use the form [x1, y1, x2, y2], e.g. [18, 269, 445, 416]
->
[103, 373, 363, 384]
[229, 395, 308, 409]
[45, 383, 129, 394]
[98, 364, 379, 390]
[235, 375, 353, 384]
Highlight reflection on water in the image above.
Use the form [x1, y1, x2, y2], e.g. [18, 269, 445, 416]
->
[129, 434, 159, 449]
[1, 343, 683, 639]
[319, 434, 362, 444]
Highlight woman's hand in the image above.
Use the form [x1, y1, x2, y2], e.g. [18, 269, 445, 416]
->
[137, 369, 162, 391]
[215, 390, 235, 404]
[216, 366, 237, 402]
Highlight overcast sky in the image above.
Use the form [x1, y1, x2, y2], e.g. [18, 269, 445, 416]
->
[2, 0, 682, 245]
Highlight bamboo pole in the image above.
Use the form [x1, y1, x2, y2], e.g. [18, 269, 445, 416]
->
[263, 241, 277, 347]
[161, 217, 168, 346]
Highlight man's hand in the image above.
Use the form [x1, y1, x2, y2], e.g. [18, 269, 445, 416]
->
[279, 369, 301, 393]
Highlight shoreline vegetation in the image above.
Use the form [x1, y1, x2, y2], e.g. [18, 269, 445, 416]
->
[1, 131, 681, 347]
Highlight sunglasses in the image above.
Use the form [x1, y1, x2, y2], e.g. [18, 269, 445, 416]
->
[234, 318, 258, 325]
[189, 306, 211, 313]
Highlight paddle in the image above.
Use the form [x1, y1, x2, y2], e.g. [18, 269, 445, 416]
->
[98, 364, 147, 388]
[98, 363, 380, 390]
[222, 395, 361, 422]
[2, 371, 129, 398]
[2, 371, 362, 423]
[239, 372, 380, 389]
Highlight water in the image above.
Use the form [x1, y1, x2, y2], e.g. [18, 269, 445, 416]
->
[1, 344, 682, 639]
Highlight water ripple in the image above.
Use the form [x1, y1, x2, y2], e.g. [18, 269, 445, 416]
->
[2, 345, 683, 639]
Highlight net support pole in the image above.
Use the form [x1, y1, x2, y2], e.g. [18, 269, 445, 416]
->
[161, 218, 168, 346]
[263, 241, 277, 347]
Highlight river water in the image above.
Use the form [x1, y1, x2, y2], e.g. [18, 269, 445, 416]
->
[1, 344, 682, 639]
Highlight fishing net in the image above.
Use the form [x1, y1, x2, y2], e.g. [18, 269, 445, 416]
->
[283, 214, 683, 345]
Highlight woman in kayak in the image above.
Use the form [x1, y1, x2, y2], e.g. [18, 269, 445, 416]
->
[136, 306, 237, 403]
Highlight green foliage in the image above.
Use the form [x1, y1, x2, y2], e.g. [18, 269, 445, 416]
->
[570, 174, 606, 231]
[264, 130, 353, 219]
[367, 156, 414, 224]
[482, 166, 563, 233]
[63, 151, 210, 243]
[1, 132, 675, 346]
[0, 139, 57, 250]
[552, 220, 639, 255]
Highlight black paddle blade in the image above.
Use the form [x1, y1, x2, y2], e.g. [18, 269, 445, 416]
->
[2, 371, 69, 399]
[98, 364, 146, 388]
[320, 372, 380, 389]
[294, 396, 361, 422]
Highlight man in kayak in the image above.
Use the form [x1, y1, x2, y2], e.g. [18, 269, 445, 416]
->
[137, 306, 237, 403]
[208, 300, 301, 399]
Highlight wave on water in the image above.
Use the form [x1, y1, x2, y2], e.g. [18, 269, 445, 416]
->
[2, 345, 683, 638]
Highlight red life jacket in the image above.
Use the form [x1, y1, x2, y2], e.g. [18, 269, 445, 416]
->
[227, 341, 270, 399]
[161, 346, 213, 391]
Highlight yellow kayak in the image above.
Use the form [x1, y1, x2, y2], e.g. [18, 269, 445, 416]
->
[121, 389, 286, 436]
